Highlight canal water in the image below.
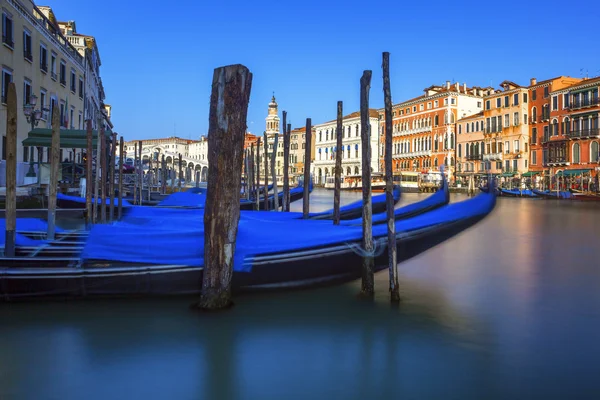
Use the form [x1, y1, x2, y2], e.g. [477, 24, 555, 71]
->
[1, 190, 600, 400]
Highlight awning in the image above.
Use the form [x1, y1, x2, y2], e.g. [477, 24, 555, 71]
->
[558, 168, 593, 176]
[499, 172, 517, 177]
[21, 127, 114, 149]
[521, 171, 540, 177]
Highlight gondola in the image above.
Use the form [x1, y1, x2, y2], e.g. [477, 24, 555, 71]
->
[57, 193, 133, 209]
[0, 188, 496, 300]
[499, 188, 537, 198]
[531, 189, 573, 200]
[239, 181, 312, 211]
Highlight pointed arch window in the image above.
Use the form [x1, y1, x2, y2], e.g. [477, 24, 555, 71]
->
[572, 143, 581, 163]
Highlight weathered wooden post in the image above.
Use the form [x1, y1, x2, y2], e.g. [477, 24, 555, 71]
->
[109, 133, 116, 222]
[177, 153, 182, 192]
[359, 70, 374, 297]
[86, 120, 93, 226]
[334, 101, 343, 225]
[47, 104, 60, 239]
[161, 154, 166, 194]
[303, 118, 312, 218]
[195, 170, 200, 188]
[271, 128, 279, 211]
[244, 150, 250, 200]
[383, 52, 399, 302]
[71, 148, 76, 187]
[118, 136, 124, 220]
[249, 143, 255, 200]
[285, 123, 291, 211]
[197, 64, 252, 310]
[263, 132, 269, 211]
[282, 112, 290, 212]
[100, 127, 107, 224]
[93, 118, 102, 224]
[4, 83, 17, 256]
[255, 137, 261, 211]
[133, 142, 138, 205]
[138, 140, 143, 203]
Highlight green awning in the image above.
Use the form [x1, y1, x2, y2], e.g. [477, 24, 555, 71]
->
[558, 168, 593, 176]
[499, 172, 517, 177]
[21, 127, 113, 149]
[521, 171, 540, 177]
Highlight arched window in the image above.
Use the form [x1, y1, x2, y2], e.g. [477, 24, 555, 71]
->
[434, 135, 439, 151]
[319, 131, 322, 142]
[563, 117, 571, 136]
[355, 166, 359, 174]
[346, 167, 351, 175]
[552, 119, 559, 136]
[459, 125, 462, 134]
[572, 143, 581, 163]
[450, 133, 455, 149]
[475, 121, 478, 131]
[532, 107, 537, 122]
[458, 144, 462, 158]
[591, 141, 599, 162]
[480, 141, 485, 155]
[434, 158, 439, 167]
[434, 115, 439, 126]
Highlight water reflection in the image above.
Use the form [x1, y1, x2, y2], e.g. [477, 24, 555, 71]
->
[1, 192, 600, 399]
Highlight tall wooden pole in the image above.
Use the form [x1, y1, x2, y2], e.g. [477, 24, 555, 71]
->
[178, 153, 183, 192]
[383, 52, 399, 302]
[109, 133, 116, 222]
[85, 120, 93, 226]
[249, 143, 255, 200]
[161, 154, 166, 194]
[47, 103, 60, 239]
[198, 64, 252, 310]
[303, 118, 312, 218]
[118, 136, 124, 220]
[334, 101, 343, 225]
[255, 137, 261, 211]
[4, 83, 17, 256]
[71, 148, 76, 187]
[360, 70, 374, 297]
[263, 132, 269, 211]
[282, 111, 290, 212]
[100, 127, 107, 223]
[93, 118, 101, 224]
[271, 129, 279, 211]
[138, 140, 143, 202]
[133, 142, 138, 205]
[285, 123, 291, 211]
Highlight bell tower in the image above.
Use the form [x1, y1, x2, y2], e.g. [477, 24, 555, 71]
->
[265, 94, 280, 137]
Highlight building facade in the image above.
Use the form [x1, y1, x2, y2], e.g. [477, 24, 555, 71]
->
[456, 111, 485, 180]
[383, 81, 485, 183]
[0, 0, 109, 185]
[312, 109, 380, 185]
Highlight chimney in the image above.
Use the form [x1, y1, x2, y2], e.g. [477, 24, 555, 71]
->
[530, 78, 537, 86]
[463, 83, 467, 92]
[446, 81, 450, 90]
[455, 82, 459, 91]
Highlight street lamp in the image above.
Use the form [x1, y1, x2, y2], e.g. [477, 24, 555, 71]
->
[23, 94, 49, 178]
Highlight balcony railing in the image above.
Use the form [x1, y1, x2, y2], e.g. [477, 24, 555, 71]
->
[541, 134, 551, 143]
[483, 153, 502, 161]
[394, 150, 432, 159]
[540, 113, 550, 122]
[568, 98, 600, 110]
[545, 156, 569, 165]
[2, 35, 14, 48]
[393, 125, 432, 137]
[567, 128, 600, 139]
[466, 154, 483, 161]
[531, 116, 537, 124]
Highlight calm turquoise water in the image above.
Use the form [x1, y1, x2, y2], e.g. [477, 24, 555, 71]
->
[1, 190, 600, 400]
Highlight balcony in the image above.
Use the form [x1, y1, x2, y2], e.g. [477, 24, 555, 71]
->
[483, 153, 502, 161]
[568, 97, 600, 110]
[531, 116, 537, 124]
[545, 156, 570, 166]
[394, 150, 432, 159]
[539, 114, 550, 122]
[541, 134, 551, 144]
[394, 125, 432, 137]
[466, 154, 483, 161]
[567, 128, 600, 139]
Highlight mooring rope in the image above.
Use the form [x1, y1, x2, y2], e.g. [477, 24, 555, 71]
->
[344, 240, 386, 258]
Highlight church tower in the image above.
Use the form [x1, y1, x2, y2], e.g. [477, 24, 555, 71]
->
[265, 95, 280, 137]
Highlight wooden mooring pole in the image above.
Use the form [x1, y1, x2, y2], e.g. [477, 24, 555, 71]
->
[282, 112, 290, 212]
[334, 101, 343, 225]
[197, 64, 252, 311]
[178, 153, 183, 192]
[161, 155, 166, 194]
[133, 142, 138, 205]
[138, 141, 143, 202]
[250, 143, 255, 201]
[285, 123, 291, 211]
[86, 120, 93, 226]
[93, 118, 102, 224]
[303, 118, 312, 218]
[118, 137, 124, 220]
[255, 137, 261, 211]
[109, 133, 116, 222]
[47, 104, 60, 239]
[359, 70, 374, 297]
[100, 127, 107, 224]
[263, 132, 269, 211]
[271, 128, 279, 211]
[383, 52, 399, 302]
[4, 83, 17, 256]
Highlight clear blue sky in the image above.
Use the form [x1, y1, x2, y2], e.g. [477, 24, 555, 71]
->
[47, 0, 600, 140]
